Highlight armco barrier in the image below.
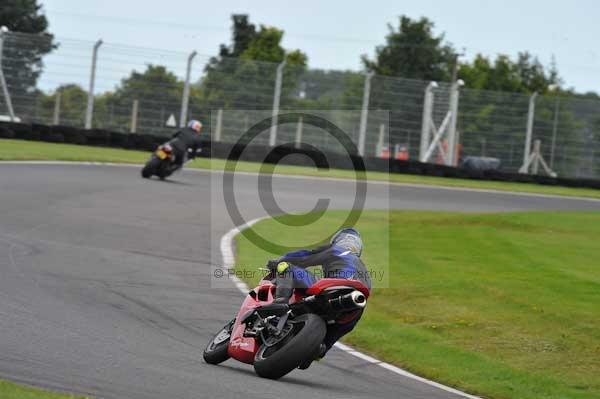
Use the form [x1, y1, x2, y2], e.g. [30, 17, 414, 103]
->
[109, 132, 130, 148]
[5, 122, 37, 140]
[33, 123, 65, 143]
[1, 121, 600, 190]
[0, 124, 15, 139]
[84, 129, 111, 146]
[53, 125, 84, 144]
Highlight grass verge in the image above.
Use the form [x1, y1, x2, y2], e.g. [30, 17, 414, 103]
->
[1, 138, 600, 199]
[234, 211, 600, 399]
[0, 379, 87, 399]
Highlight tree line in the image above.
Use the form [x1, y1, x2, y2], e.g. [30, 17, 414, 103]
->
[2, 2, 600, 174]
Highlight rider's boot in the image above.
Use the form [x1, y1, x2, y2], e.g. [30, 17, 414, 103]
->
[256, 286, 290, 315]
[257, 261, 293, 315]
[273, 262, 293, 304]
[273, 286, 292, 304]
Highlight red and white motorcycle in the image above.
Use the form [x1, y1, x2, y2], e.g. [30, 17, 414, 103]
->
[203, 270, 369, 379]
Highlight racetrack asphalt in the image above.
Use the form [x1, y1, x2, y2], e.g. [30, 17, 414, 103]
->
[1, 163, 599, 399]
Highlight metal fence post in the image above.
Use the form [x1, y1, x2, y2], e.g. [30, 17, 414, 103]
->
[550, 95, 560, 169]
[269, 61, 286, 147]
[519, 92, 538, 173]
[109, 103, 114, 128]
[179, 50, 197, 127]
[243, 114, 249, 133]
[85, 39, 103, 129]
[52, 90, 61, 125]
[0, 27, 16, 121]
[358, 72, 374, 157]
[33, 95, 40, 120]
[214, 108, 223, 142]
[376, 123, 386, 156]
[532, 139, 541, 175]
[419, 82, 437, 161]
[295, 116, 303, 148]
[447, 79, 464, 166]
[130, 99, 139, 133]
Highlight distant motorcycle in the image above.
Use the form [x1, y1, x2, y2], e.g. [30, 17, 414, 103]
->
[141, 142, 197, 180]
[203, 270, 369, 379]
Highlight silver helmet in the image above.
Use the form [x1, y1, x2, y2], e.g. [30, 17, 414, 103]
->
[330, 228, 363, 257]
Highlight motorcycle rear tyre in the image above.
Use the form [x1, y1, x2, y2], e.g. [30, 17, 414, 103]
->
[253, 313, 326, 380]
[141, 157, 161, 178]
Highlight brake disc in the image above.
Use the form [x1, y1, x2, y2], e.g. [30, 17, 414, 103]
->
[261, 322, 294, 347]
[213, 328, 231, 344]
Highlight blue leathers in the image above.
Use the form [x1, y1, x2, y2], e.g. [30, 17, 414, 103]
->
[271, 243, 371, 350]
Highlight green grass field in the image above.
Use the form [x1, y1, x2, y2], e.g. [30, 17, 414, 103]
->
[0, 379, 87, 399]
[234, 211, 600, 399]
[2, 138, 600, 199]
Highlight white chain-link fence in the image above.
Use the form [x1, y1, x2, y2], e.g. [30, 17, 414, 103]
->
[1, 31, 600, 179]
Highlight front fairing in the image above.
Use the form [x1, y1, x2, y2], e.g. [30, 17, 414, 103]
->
[228, 280, 303, 364]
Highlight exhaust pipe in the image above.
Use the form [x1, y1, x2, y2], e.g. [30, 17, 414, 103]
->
[328, 290, 367, 311]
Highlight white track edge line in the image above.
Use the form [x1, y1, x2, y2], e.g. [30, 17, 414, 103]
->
[2, 160, 599, 203]
[219, 216, 482, 399]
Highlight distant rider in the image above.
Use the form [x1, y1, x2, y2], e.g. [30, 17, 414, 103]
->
[266, 227, 372, 369]
[169, 119, 203, 166]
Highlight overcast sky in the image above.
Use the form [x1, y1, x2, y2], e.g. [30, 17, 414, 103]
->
[41, 0, 600, 92]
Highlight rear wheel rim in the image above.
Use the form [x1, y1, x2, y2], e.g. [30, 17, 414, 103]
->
[255, 319, 305, 361]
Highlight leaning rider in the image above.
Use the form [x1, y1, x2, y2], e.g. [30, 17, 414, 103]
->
[168, 119, 203, 166]
[267, 228, 371, 369]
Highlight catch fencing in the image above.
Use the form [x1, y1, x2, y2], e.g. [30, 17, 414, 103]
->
[1, 30, 600, 179]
